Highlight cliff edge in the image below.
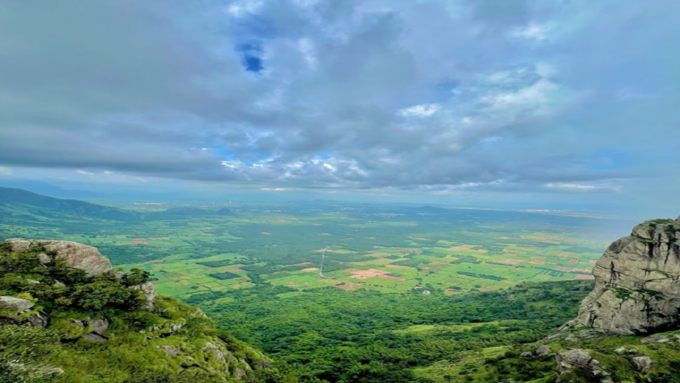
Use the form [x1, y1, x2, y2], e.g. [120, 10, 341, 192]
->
[563, 217, 680, 334]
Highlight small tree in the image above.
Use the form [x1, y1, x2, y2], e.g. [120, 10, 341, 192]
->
[122, 268, 153, 287]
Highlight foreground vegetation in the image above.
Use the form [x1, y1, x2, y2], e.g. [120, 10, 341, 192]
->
[0, 244, 273, 383]
[189, 280, 591, 382]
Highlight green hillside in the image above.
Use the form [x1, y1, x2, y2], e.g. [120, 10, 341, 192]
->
[0, 187, 139, 222]
[0, 242, 275, 383]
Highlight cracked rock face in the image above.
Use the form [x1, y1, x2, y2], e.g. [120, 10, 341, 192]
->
[4, 239, 112, 276]
[563, 218, 680, 334]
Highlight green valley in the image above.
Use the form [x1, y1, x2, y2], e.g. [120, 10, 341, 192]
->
[2, 188, 651, 382]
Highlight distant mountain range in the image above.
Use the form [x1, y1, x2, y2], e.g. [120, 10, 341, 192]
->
[0, 180, 104, 199]
[0, 187, 234, 222]
[0, 187, 139, 221]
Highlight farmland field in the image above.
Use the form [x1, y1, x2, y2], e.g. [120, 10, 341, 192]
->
[141, 205, 623, 296]
[0, 201, 628, 296]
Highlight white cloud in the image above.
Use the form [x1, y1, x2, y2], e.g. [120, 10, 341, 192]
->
[226, 0, 263, 17]
[535, 62, 557, 78]
[0, 166, 12, 176]
[399, 103, 441, 117]
[298, 38, 318, 70]
[545, 183, 622, 192]
[481, 79, 558, 112]
[511, 23, 553, 41]
[260, 187, 295, 192]
[76, 169, 94, 176]
[221, 160, 242, 170]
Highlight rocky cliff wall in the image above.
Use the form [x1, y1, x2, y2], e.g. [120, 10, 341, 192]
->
[563, 217, 680, 334]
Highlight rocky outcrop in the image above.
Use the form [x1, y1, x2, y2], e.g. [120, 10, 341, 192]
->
[0, 295, 49, 327]
[0, 239, 272, 381]
[130, 281, 156, 310]
[4, 239, 112, 276]
[0, 295, 35, 311]
[535, 344, 552, 358]
[631, 356, 654, 374]
[563, 218, 680, 334]
[556, 349, 612, 383]
[70, 318, 110, 342]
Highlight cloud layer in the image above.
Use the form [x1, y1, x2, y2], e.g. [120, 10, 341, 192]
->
[1, 0, 678, 210]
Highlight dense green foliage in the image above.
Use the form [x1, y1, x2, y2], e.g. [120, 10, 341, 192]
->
[0, 245, 272, 383]
[438, 329, 680, 383]
[188, 280, 592, 382]
[0, 245, 147, 314]
[209, 272, 242, 280]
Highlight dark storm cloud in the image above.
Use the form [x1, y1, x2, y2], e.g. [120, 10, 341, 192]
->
[1, 0, 679, 206]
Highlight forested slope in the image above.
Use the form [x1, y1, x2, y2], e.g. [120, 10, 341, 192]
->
[0, 240, 275, 383]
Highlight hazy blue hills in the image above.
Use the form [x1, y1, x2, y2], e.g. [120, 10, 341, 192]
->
[0, 188, 237, 224]
[0, 187, 140, 222]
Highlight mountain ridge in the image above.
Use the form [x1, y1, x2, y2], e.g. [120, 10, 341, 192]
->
[0, 187, 139, 222]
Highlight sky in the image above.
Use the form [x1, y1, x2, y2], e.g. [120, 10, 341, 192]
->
[0, 0, 678, 218]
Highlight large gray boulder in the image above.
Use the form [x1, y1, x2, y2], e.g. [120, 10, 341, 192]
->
[4, 239, 112, 276]
[0, 295, 35, 311]
[562, 218, 680, 334]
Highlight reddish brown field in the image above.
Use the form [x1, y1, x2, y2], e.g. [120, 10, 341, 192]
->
[380, 275, 407, 281]
[446, 245, 488, 253]
[385, 264, 412, 270]
[429, 260, 448, 266]
[574, 274, 595, 280]
[301, 267, 319, 272]
[346, 268, 406, 282]
[335, 282, 362, 291]
[131, 238, 148, 245]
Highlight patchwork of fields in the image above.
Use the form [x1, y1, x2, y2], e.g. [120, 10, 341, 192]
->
[0, 201, 628, 298]
[129, 211, 616, 297]
[1, 202, 623, 298]
[138, 230, 602, 297]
